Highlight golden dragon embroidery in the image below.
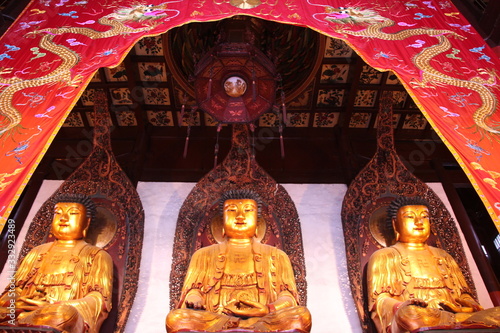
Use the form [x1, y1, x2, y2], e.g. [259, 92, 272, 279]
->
[0, 167, 23, 191]
[0, 3, 175, 135]
[322, 6, 499, 135]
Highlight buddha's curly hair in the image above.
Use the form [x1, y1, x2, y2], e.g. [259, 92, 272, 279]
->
[219, 189, 263, 214]
[386, 196, 430, 228]
[51, 193, 97, 221]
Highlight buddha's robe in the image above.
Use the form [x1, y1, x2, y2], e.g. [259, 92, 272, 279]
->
[367, 242, 499, 333]
[167, 241, 311, 332]
[1, 240, 113, 333]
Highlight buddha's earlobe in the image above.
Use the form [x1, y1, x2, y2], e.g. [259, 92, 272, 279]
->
[392, 218, 400, 242]
[83, 217, 91, 238]
[82, 217, 90, 238]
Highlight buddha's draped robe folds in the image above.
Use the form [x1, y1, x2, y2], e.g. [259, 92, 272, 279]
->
[167, 241, 311, 332]
[1, 240, 113, 333]
[368, 243, 493, 333]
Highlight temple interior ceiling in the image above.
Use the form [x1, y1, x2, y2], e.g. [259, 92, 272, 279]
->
[38, 16, 468, 185]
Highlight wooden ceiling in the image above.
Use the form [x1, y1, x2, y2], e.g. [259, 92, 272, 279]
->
[34, 16, 465, 186]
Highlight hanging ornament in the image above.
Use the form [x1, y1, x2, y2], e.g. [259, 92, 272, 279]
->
[213, 123, 223, 167]
[249, 122, 256, 159]
[281, 90, 287, 125]
[276, 74, 287, 125]
[179, 94, 187, 128]
[279, 124, 285, 159]
[193, 42, 276, 124]
[252, 65, 257, 102]
[207, 62, 213, 100]
[191, 20, 283, 163]
[183, 126, 190, 159]
[183, 106, 197, 158]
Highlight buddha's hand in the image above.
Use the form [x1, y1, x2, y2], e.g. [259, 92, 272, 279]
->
[396, 299, 443, 331]
[394, 299, 428, 315]
[223, 299, 269, 318]
[17, 297, 49, 311]
[185, 293, 205, 310]
[456, 298, 484, 312]
[453, 297, 483, 312]
[438, 299, 478, 313]
[402, 298, 428, 308]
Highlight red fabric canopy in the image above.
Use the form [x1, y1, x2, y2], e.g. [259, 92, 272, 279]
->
[0, 0, 499, 232]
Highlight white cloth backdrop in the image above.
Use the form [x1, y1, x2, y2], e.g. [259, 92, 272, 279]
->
[0, 180, 492, 333]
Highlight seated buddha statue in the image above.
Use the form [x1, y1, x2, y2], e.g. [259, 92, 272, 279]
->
[0, 193, 113, 333]
[166, 190, 312, 332]
[367, 196, 500, 333]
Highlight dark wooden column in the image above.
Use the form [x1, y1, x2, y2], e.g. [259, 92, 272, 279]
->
[433, 159, 500, 306]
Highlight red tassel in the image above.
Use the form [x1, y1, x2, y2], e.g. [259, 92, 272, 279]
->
[252, 67, 257, 101]
[213, 146, 219, 168]
[279, 125, 285, 159]
[183, 126, 191, 159]
[179, 104, 185, 127]
[249, 123, 256, 159]
[207, 78, 212, 99]
[281, 90, 287, 124]
[213, 123, 222, 168]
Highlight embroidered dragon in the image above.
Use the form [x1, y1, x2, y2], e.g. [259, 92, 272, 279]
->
[315, 6, 499, 135]
[0, 2, 179, 135]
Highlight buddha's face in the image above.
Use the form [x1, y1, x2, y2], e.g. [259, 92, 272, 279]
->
[393, 204, 430, 244]
[223, 198, 258, 239]
[51, 202, 89, 240]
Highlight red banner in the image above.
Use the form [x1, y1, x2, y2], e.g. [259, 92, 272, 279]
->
[0, 0, 499, 232]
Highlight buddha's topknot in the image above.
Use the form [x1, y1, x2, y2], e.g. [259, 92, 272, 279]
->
[220, 189, 262, 214]
[386, 196, 429, 227]
[52, 193, 96, 220]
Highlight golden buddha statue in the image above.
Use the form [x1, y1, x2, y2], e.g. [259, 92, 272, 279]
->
[367, 196, 500, 333]
[166, 190, 312, 332]
[0, 193, 113, 333]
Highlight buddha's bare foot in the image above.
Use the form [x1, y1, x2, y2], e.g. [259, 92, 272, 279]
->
[462, 307, 500, 327]
[17, 304, 85, 333]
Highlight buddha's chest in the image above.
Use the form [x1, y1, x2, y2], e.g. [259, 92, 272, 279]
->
[224, 248, 255, 274]
[39, 249, 79, 274]
[406, 251, 442, 280]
